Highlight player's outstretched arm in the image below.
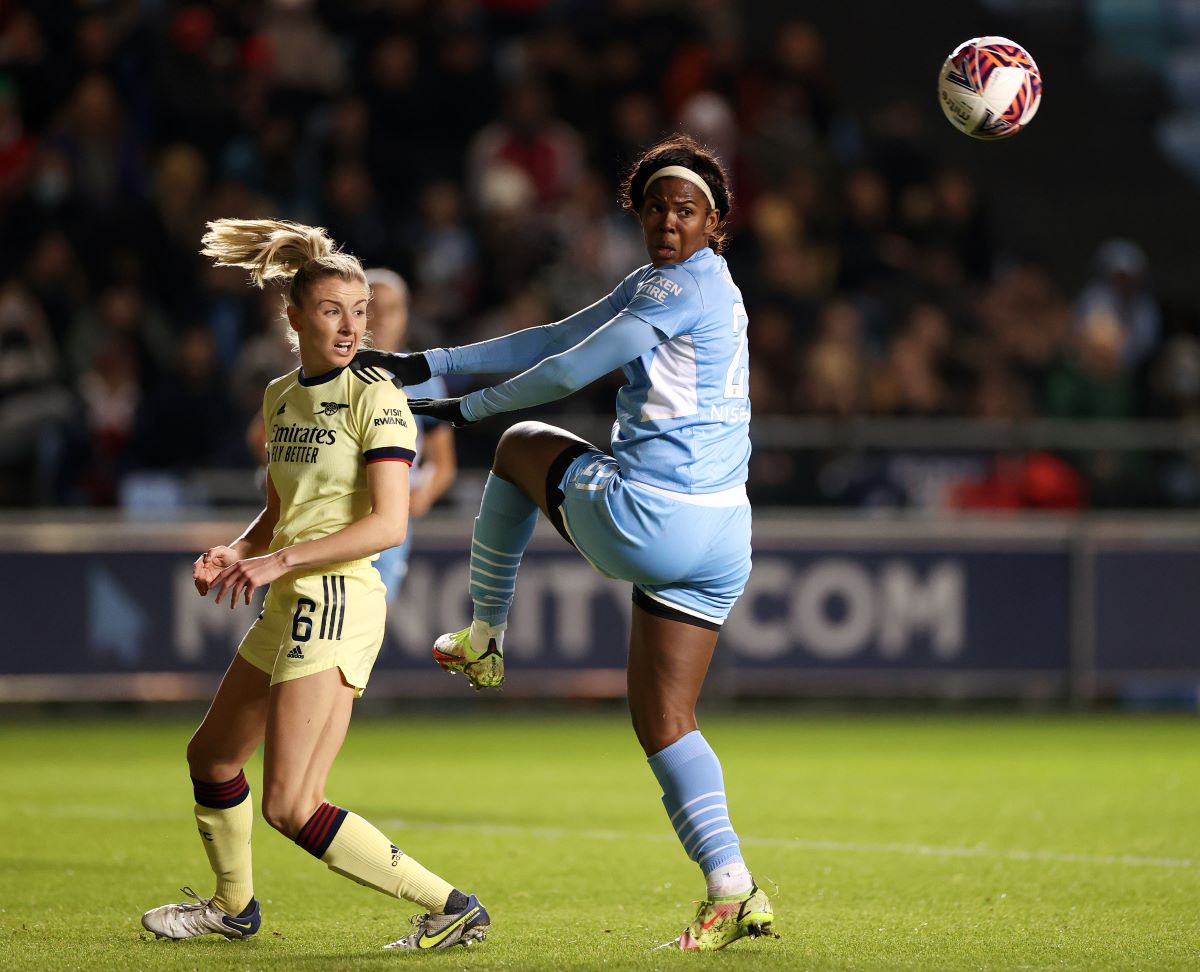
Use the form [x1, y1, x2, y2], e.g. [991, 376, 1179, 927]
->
[455, 312, 664, 422]
[360, 296, 618, 381]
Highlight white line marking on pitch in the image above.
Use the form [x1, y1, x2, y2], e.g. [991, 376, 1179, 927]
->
[380, 819, 1196, 870]
[18, 806, 1195, 870]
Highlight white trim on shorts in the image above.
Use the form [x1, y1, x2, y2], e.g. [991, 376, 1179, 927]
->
[628, 480, 749, 507]
[637, 587, 727, 626]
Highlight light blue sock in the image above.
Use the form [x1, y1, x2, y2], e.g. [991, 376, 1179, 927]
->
[648, 730, 745, 876]
[469, 473, 538, 626]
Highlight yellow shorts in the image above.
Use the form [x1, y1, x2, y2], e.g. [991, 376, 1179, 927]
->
[237, 567, 385, 698]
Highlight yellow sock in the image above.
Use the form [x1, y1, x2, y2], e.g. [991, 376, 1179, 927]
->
[191, 772, 254, 915]
[296, 803, 454, 913]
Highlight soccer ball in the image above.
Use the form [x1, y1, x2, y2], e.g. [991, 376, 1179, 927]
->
[937, 36, 1042, 139]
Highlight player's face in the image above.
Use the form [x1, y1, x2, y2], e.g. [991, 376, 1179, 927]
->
[289, 276, 370, 374]
[638, 178, 719, 267]
[367, 281, 408, 353]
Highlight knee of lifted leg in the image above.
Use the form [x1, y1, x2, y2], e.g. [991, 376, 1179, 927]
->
[498, 420, 547, 446]
[493, 421, 545, 477]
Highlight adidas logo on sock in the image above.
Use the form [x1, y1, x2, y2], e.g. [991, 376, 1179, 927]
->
[287, 646, 304, 659]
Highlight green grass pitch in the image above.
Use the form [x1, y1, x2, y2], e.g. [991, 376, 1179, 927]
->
[1, 711, 1197, 970]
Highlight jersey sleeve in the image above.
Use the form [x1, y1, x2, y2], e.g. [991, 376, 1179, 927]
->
[354, 378, 418, 465]
[618, 263, 704, 341]
[459, 313, 664, 421]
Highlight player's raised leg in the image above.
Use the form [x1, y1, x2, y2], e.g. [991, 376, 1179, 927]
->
[433, 422, 593, 689]
[628, 606, 774, 951]
[141, 655, 268, 940]
[262, 666, 488, 949]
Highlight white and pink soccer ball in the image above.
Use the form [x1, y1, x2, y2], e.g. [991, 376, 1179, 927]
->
[938, 36, 1042, 139]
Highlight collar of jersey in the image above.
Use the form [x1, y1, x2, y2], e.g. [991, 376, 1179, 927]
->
[659, 247, 714, 269]
[297, 365, 346, 387]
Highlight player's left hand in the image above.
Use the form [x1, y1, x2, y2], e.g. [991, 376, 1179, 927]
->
[211, 551, 289, 609]
[407, 397, 473, 428]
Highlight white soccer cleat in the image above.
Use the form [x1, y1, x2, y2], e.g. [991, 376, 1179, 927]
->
[141, 887, 261, 940]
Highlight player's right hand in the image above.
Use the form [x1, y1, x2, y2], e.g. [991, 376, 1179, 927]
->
[194, 546, 240, 596]
[354, 349, 432, 386]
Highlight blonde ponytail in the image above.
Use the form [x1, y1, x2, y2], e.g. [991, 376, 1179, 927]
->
[200, 218, 365, 306]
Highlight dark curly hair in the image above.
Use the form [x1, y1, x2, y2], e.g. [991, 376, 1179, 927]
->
[619, 134, 733, 254]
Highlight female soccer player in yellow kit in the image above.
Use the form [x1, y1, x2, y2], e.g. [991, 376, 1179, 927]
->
[140, 219, 489, 951]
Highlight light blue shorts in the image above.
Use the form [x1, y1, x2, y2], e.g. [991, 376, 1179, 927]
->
[374, 527, 412, 602]
[548, 448, 752, 629]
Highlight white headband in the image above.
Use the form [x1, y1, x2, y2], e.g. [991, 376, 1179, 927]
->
[643, 165, 716, 211]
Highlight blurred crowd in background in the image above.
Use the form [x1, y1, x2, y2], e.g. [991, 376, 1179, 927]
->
[1, 0, 1198, 511]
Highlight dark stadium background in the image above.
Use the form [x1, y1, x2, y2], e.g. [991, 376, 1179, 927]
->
[0, 0, 1197, 706]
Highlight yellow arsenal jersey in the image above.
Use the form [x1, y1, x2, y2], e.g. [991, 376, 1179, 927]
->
[261, 358, 416, 559]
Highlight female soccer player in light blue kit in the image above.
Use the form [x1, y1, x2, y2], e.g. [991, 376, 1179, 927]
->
[361, 135, 775, 951]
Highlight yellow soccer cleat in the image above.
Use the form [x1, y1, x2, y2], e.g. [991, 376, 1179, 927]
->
[663, 884, 777, 951]
[432, 622, 505, 690]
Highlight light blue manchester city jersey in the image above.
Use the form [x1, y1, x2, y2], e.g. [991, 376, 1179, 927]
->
[604, 247, 750, 493]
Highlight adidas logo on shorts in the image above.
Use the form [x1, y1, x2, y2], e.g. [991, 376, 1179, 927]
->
[287, 646, 304, 659]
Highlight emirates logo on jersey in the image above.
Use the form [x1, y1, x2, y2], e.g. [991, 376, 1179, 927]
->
[316, 402, 350, 416]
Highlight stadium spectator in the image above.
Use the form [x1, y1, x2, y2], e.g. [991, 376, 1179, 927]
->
[0, 281, 73, 504]
[1149, 311, 1200, 420]
[65, 281, 173, 384]
[127, 326, 241, 472]
[24, 230, 87, 342]
[747, 303, 805, 414]
[871, 302, 956, 416]
[77, 336, 139, 505]
[321, 159, 390, 267]
[230, 287, 298, 417]
[365, 266, 457, 600]
[974, 263, 1071, 412]
[46, 73, 145, 210]
[803, 298, 871, 416]
[0, 78, 34, 204]
[405, 179, 480, 331]
[837, 166, 912, 294]
[1046, 308, 1149, 504]
[467, 75, 584, 208]
[1046, 310, 1136, 421]
[1075, 238, 1161, 368]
